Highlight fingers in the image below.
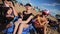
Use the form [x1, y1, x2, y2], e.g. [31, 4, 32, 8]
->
[4, 1, 13, 7]
[30, 15, 34, 18]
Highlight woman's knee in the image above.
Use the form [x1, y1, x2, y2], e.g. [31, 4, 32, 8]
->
[14, 22, 19, 26]
[20, 24, 25, 27]
[20, 24, 28, 28]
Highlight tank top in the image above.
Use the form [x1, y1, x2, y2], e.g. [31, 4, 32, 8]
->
[22, 11, 33, 24]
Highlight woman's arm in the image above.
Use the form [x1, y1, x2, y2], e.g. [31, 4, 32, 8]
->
[18, 15, 33, 23]
[6, 15, 14, 18]
[12, 7, 18, 16]
[40, 18, 48, 25]
[21, 15, 34, 24]
[9, 1, 18, 16]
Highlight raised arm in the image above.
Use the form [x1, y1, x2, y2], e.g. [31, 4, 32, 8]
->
[12, 7, 18, 16]
[17, 15, 34, 24]
[9, 1, 18, 16]
[21, 15, 34, 24]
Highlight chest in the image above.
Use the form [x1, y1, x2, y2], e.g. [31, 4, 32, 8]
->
[23, 14, 31, 20]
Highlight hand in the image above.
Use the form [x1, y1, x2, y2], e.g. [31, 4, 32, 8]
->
[18, 18, 22, 23]
[6, 23, 12, 28]
[8, 1, 14, 7]
[4, 1, 10, 7]
[6, 15, 11, 17]
[30, 15, 34, 18]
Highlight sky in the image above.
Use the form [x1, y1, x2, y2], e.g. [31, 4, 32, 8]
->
[16, 0, 60, 16]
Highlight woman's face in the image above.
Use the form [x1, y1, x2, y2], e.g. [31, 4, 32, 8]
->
[25, 6, 31, 10]
[7, 8, 12, 15]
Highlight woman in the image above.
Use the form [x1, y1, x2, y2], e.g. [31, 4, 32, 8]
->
[2, 0, 18, 33]
[33, 10, 49, 34]
[13, 3, 34, 34]
[41, 10, 49, 34]
[5, 1, 18, 28]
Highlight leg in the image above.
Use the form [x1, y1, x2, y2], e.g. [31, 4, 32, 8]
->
[17, 24, 28, 34]
[44, 26, 47, 34]
[13, 22, 20, 34]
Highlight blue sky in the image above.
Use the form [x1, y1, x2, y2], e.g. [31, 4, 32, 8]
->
[16, 0, 60, 16]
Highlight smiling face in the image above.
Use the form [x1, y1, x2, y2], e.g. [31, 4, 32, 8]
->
[7, 8, 12, 15]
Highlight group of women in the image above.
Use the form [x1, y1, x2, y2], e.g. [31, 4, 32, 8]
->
[2, 0, 49, 34]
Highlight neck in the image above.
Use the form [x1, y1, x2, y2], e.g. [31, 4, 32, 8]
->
[26, 9, 30, 11]
[27, 9, 30, 12]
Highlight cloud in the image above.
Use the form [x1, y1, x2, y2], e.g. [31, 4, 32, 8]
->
[17, 0, 31, 5]
[50, 9, 60, 16]
[50, 9, 60, 14]
[41, 3, 60, 6]
[38, 6, 48, 10]
[16, 0, 60, 16]
[39, 6, 60, 16]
